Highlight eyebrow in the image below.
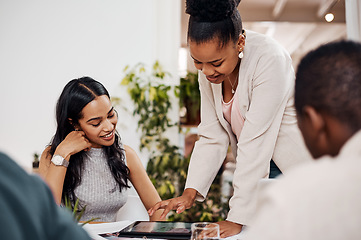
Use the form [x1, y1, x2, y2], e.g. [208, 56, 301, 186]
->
[190, 55, 223, 63]
[86, 107, 114, 123]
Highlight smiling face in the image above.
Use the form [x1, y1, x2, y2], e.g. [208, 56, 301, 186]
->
[189, 37, 241, 84]
[76, 95, 117, 148]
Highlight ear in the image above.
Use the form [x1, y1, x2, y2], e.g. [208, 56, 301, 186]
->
[68, 118, 80, 131]
[301, 106, 330, 158]
[302, 106, 324, 133]
[68, 118, 74, 127]
[237, 32, 246, 51]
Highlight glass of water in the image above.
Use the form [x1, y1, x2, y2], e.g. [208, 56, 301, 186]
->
[191, 222, 220, 240]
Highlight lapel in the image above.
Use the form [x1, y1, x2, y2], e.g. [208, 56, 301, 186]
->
[211, 83, 233, 135]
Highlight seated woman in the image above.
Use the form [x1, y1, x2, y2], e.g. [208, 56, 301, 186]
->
[39, 77, 162, 222]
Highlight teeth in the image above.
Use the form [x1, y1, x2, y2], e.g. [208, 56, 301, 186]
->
[104, 132, 112, 138]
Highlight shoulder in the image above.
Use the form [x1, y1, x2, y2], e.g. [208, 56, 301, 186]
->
[241, 30, 293, 84]
[123, 145, 136, 158]
[40, 146, 52, 161]
[39, 146, 53, 177]
[0, 152, 28, 181]
[123, 145, 140, 166]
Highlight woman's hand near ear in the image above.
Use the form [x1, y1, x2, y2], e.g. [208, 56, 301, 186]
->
[39, 130, 92, 205]
[55, 131, 92, 161]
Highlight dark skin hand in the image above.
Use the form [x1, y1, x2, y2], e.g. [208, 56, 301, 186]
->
[148, 188, 197, 219]
[218, 221, 243, 238]
[148, 188, 243, 238]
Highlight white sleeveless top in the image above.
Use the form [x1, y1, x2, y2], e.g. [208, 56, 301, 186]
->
[74, 147, 128, 222]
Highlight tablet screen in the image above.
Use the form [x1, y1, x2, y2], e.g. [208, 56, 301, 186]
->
[100, 221, 192, 239]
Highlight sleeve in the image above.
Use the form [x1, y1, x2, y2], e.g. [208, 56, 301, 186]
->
[226, 47, 295, 225]
[184, 71, 230, 200]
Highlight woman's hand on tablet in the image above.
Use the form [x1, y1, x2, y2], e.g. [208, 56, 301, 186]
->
[148, 188, 197, 219]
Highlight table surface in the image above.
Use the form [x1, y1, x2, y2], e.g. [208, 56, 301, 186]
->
[82, 221, 245, 240]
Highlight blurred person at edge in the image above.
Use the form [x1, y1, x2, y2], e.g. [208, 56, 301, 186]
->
[0, 152, 91, 240]
[244, 40, 361, 240]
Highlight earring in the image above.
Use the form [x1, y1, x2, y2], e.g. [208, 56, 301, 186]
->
[238, 51, 244, 59]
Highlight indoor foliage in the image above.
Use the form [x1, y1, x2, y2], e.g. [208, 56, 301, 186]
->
[179, 72, 201, 125]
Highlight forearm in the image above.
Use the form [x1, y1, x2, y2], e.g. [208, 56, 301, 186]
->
[149, 210, 163, 221]
[45, 164, 67, 205]
[43, 147, 72, 205]
[185, 139, 228, 200]
[141, 188, 163, 221]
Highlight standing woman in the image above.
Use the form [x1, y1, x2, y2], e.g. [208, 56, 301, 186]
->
[39, 77, 162, 222]
[149, 0, 312, 237]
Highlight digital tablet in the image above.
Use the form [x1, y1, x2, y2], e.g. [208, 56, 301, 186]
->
[100, 221, 192, 239]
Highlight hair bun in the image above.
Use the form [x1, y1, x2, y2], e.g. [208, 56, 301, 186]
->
[186, 0, 240, 22]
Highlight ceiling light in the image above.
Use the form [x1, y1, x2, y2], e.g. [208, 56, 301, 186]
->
[325, 13, 334, 22]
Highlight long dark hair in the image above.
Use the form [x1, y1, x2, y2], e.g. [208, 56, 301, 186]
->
[49, 76, 130, 204]
[186, 0, 242, 48]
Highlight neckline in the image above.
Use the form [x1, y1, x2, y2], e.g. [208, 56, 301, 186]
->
[88, 147, 104, 154]
[222, 90, 236, 104]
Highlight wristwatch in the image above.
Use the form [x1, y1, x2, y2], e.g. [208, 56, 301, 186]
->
[51, 154, 69, 168]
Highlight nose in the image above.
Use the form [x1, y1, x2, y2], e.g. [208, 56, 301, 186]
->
[103, 118, 115, 131]
[201, 63, 215, 76]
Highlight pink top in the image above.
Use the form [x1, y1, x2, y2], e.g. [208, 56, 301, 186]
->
[222, 87, 245, 140]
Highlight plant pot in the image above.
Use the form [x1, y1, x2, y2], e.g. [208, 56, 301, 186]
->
[32, 161, 39, 169]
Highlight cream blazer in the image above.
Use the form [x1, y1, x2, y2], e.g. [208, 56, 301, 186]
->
[185, 30, 313, 225]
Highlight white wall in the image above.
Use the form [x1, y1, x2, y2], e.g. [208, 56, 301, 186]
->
[0, 0, 180, 169]
[346, 0, 361, 41]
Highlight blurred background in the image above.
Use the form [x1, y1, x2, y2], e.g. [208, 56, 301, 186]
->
[0, 0, 358, 171]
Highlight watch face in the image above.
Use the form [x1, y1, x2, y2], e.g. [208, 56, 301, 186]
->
[52, 155, 64, 166]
